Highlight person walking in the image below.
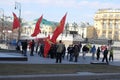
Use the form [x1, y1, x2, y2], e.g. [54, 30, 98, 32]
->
[109, 47, 114, 62]
[56, 40, 64, 63]
[90, 45, 96, 60]
[102, 48, 109, 64]
[96, 47, 101, 61]
[82, 45, 89, 59]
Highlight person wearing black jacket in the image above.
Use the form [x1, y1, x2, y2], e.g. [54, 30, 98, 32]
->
[73, 44, 79, 62]
[21, 39, 28, 56]
[96, 47, 101, 61]
[67, 45, 74, 61]
[102, 48, 109, 64]
[82, 45, 89, 59]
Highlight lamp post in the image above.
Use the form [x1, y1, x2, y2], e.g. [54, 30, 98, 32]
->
[14, 2, 21, 41]
[65, 22, 69, 37]
[0, 8, 5, 40]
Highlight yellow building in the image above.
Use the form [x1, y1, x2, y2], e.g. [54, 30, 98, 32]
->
[94, 8, 120, 40]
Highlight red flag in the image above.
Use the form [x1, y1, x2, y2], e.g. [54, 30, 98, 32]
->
[31, 15, 43, 37]
[51, 13, 67, 43]
[43, 35, 51, 57]
[12, 12, 20, 30]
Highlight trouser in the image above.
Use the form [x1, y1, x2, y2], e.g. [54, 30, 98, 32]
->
[96, 53, 100, 60]
[56, 53, 62, 63]
[92, 53, 95, 60]
[109, 55, 113, 61]
[30, 48, 34, 56]
[69, 53, 73, 61]
[82, 51, 86, 59]
[22, 49, 27, 56]
[102, 56, 108, 63]
[74, 54, 78, 62]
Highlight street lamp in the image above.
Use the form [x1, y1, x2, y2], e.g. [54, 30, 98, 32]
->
[14, 2, 21, 41]
[0, 8, 5, 40]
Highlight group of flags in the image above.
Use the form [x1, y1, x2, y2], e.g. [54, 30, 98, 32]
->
[12, 12, 67, 57]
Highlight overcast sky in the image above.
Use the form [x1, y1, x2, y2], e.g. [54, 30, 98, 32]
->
[0, 0, 120, 25]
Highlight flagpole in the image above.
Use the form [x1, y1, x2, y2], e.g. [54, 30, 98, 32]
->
[15, 2, 21, 41]
[61, 33, 63, 41]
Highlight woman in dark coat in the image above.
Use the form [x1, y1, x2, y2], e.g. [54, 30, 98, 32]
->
[96, 47, 101, 61]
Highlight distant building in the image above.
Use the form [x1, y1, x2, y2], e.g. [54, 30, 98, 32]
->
[66, 22, 88, 38]
[21, 18, 57, 37]
[94, 8, 120, 40]
[86, 26, 98, 39]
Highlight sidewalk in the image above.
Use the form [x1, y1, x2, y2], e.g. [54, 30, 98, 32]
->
[0, 50, 120, 66]
[0, 72, 120, 80]
[0, 50, 120, 80]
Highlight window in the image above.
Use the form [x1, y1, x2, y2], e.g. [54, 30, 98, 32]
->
[101, 34, 106, 38]
[109, 31, 112, 34]
[103, 14, 107, 17]
[115, 31, 118, 35]
[115, 14, 119, 18]
[109, 23, 112, 29]
[102, 30, 106, 35]
[115, 23, 119, 29]
[108, 35, 112, 39]
[103, 23, 106, 29]
[103, 21, 107, 29]
[109, 21, 113, 29]
[109, 14, 113, 17]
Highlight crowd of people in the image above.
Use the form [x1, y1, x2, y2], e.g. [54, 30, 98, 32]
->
[16, 39, 114, 64]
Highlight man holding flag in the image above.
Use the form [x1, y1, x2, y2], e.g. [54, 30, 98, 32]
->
[43, 13, 67, 57]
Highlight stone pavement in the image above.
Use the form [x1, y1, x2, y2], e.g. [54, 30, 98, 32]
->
[0, 72, 120, 80]
[0, 50, 120, 80]
[0, 50, 120, 66]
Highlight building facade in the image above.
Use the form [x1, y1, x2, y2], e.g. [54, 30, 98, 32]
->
[94, 8, 120, 40]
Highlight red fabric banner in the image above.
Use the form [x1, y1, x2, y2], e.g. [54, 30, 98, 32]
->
[43, 35, 51, 57]
[31, 15, 43, 37]
[51, 13, 67, 43]
[12, 12, 20, 30]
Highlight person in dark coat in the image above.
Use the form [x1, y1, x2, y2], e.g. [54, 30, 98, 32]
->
[102, 48, 109, 64]
[30, 40, 35, 56]
[79, 42, 82, 53]
[96, 47, 101, 61]
[73, 44, 79, 62]
[82, 45, 89, 59]
[21, 40, 28, 56]
[67, 45, 72, 60]
[68, 44, 74, 61]
[49, 44, 56, 59]
[62, 44, 66, 59]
